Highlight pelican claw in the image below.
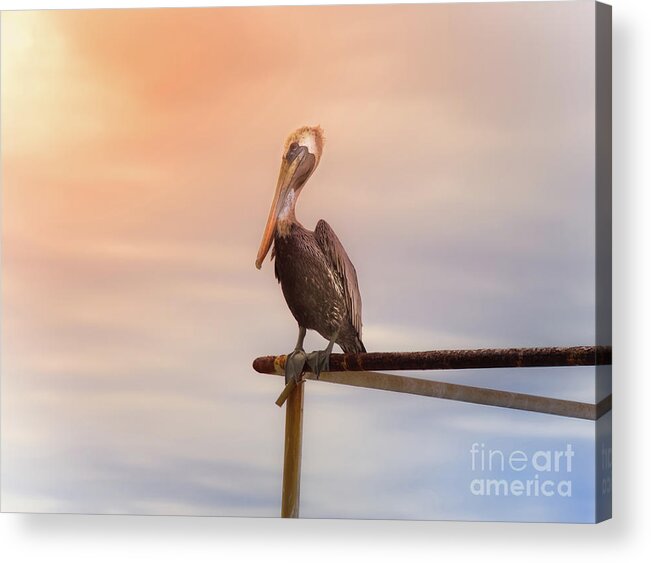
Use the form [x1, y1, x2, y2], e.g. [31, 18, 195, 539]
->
[306, 349, 330, 380]
[285, 348, 307, 385]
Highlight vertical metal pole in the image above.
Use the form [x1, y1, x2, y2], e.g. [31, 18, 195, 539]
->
[281, 381, 304, 518]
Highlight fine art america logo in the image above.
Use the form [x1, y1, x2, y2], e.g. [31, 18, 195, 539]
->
[469, 443, 574, 498]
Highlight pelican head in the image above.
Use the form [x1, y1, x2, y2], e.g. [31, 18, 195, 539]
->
[255, 126, 324, 269]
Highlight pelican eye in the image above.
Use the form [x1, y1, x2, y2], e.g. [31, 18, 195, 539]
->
[286, 142, 301, 163]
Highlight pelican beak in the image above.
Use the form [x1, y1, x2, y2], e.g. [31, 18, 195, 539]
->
[255, 151, 306, 269]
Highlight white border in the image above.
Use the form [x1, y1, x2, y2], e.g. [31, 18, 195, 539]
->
[1, 1, 649, 562]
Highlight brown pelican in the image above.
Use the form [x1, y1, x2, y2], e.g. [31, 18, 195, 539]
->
[255, 126, 365, 383]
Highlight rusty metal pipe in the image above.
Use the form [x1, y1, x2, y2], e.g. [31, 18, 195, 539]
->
[254, 346, 610, 375]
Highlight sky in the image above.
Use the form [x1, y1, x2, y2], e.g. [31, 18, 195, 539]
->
[1, 2, 603, 521]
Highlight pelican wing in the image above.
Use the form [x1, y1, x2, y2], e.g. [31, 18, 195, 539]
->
[314, 219, 363, 338]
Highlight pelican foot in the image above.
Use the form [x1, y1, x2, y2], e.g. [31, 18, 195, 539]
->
[306, 349, 330, 380]
[285, 348, 307, 385]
